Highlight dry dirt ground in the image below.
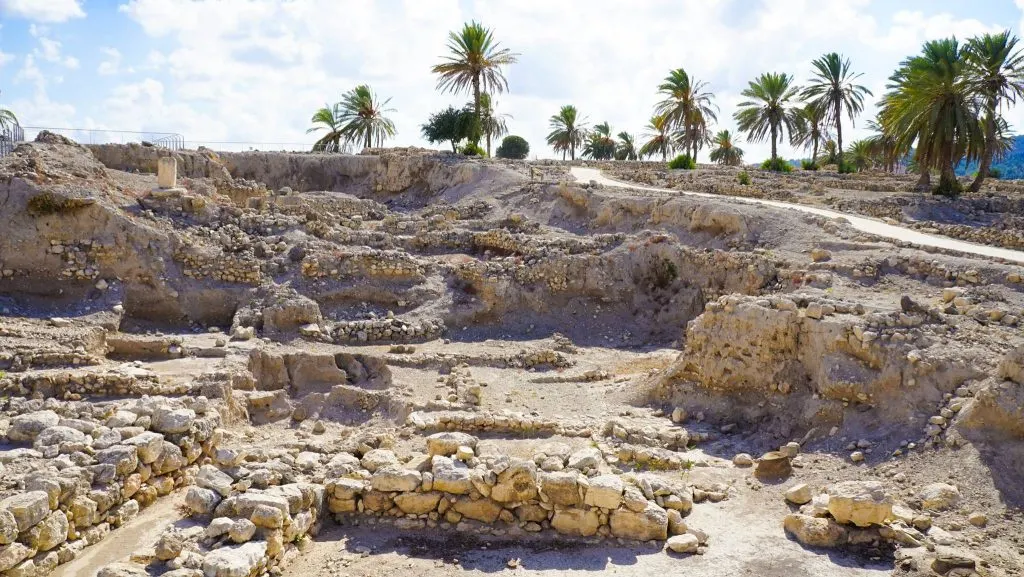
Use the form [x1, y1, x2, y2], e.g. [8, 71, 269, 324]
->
[2, 138, 1024, 577]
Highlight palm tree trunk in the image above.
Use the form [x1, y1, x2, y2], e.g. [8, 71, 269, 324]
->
[770, 123, 778, 161]
[812, 138, 819, 164]
[835, 99, 843, 167]
[969, 111, 997, 193]
[486, 132, 492, 157]
[365, 131, 371, 150]
[473, 74, 481, 143]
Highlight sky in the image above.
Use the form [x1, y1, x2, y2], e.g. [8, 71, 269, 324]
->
[0, 0, 1022, 162]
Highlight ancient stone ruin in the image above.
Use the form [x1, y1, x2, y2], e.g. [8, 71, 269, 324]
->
[0, 132, 1023, 577]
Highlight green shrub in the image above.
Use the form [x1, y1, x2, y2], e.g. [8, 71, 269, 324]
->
[761, 157, 792, 172]
[495, 135, 529, 159]
[26, 192, 93, 216]
[737, 170, 751, 185]
[461, 142, 485, 157]
[990, 167, 1002, 180]
[837, 161, 857, 174]
[801, 159, 819, 171]
[668, 154, 696, 170]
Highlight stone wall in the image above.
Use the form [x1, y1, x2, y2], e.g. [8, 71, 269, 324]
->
[0, 399, 221, 576]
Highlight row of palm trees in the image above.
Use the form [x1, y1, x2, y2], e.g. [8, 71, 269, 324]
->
[307, 18, 1023, 195]
[309, 21, 517, 155]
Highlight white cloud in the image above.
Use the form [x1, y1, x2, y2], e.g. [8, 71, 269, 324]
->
[29, 25, 80, 69]
[98, 48, 127, 75]
[0, 51, 14, 68]
[9, 0, 1018, 159]
[0, 0, 85, 23]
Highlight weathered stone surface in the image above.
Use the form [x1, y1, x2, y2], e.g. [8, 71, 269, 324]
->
[452, 498, 502, 523]
[551, 509, 600, 537]
[490, 459, 538, 503]
[1, 491, 51, 532]
[610, 502, 668, 541]
[33, 425, 87, 449]
[185, 487, 221, 516]
[25, 511, 68, 551]
[539, 472, 584, 506]
[327, 478, 365, 500]
[151, 408, 195, 434]
[784, 514, 848, 548]
[785, 483, 813, 505]
[584, 475, 624, 510]
[360, 449, 399, 473]
[0, 510, 17, 545]
[197, 465, 235, 497]
[666, 533, 699, 554]
[426, 432, 478, 457]
[827, 481, 892, 527]
[121, 432, 165, 464]
[8, 411, 61, 442]
[371, 466, 421, 493]
[250, 504, 284, 529]
[154, 532, 184, 561]
[566, 447, 602, 470]
[0, 542, 33, 572]
[229, 519, 257, 544]
[97, 562, 150, 577]
[431, 457, 472, 495]
[918, 483, 961, 511]
[95, 445, 138, 477]
[202, 541, 267, 577]
[394, 492, 443, 515]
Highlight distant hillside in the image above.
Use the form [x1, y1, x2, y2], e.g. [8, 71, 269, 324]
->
[957, 135, 1024, 180]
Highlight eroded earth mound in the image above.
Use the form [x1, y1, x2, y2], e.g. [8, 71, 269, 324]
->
[0, 134, 1022, 577]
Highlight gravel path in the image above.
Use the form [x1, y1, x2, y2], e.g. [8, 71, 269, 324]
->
[572, 167, 1024, 264]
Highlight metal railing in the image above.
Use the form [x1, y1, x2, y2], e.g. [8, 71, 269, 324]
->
[17, 126, 186, 150]
[0, 124, 24, 157]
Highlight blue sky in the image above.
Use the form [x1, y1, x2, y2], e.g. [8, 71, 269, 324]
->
[1, 0, 1022, 160]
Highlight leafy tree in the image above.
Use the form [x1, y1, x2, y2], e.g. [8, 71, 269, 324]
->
[615, 132, 638, 160]
[582, 122, 617, 160]
[655, 68, 718, 160]
[708, 130, 744, 166]
[432, 21, 518, 137]
[845, 139, 874, 171]
[862, 119, 906, 173]
[337, 84, 397, 149]
[821, 139, 840, 165]
[639, 113, 674, 161]
[791, 103, 829, 163]
[801, 53, 872, 167]
[0, 91, 17, 135]
[965, 31, 1024, 191]
[879, 38, 983, 195]
[307, 103, 345, 152]
[421, 106, 477, 152]
[477, 92, 510, 157]
[668, 154, 696, 169]
[496, 135, 529, 159]
[734, 72, 801, 162]
[461, 141, 485, 156]
[546, 105, 588, 160]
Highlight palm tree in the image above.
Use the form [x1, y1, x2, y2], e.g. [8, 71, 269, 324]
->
[965, 31, 1024, 191]
[432, 21, 518, 134]
[307, 103, 345, 152]
[734, 72, 801, 161]
[639, 113, 674, 161]
[802, 53, 873, 167]
[879, 38, 984, 195]
[845, 139, 874, 172]
[616, 132, 638, 160]
[863, 119, 905, 173]
[546, 105, 587, 160]
[791, 103, 829, 163]
[708, 130, 744, 166]
[477, 93, 510, 157]
[0, 91, 16, 136]
[336, 85, 397, 149]
[582, 121, 617, 160]
[655, 68, 718, 160]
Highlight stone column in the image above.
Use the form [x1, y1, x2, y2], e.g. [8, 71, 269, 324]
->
[157, 157, 177, 189]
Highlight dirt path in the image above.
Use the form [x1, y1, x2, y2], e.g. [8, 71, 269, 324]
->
[572, 166, 1024, 264]
[51, 491, 186, 577]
